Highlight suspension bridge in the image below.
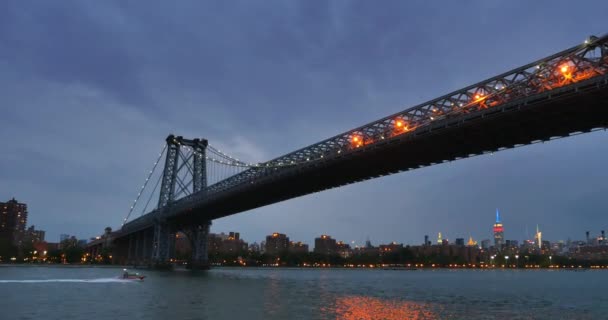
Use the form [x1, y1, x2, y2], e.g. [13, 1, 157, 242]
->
[87, 35, 608, 269]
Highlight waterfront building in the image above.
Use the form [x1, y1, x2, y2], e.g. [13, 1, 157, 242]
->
[265, 233, 289, 255]
[222, 232, 248, 254]
[314, 235, 337, 255]
[493, 209, 504, 250]
[289, 241, 309, 254]
[410, 244, 481, 264]
[0, 198, 28, 248]
[336, 241, 352, 258]
[24, 225, 45, 244]
[208, 232, 248, 255]
[59, 236, 79, 249]
[379, 242, 403, 253]
[174, 232, 190, 257]
[248, 242, 260, 253]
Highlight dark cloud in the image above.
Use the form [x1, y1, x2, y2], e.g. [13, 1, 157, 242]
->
[1, 1, 607, 245]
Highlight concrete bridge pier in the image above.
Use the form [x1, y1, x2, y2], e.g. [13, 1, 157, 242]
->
[184, 221, 212, 270]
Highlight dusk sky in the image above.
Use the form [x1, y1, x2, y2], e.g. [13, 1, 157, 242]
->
[1, 1, 607, 247]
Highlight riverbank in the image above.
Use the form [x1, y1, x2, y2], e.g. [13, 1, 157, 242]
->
[2, 263, 607, 270]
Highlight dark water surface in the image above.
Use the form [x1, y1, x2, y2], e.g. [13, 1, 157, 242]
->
[0, 266, 606, 319]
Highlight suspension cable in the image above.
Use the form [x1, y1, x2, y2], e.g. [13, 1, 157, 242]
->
[122, 144, 167, 226]
[140, 172, 163, 216]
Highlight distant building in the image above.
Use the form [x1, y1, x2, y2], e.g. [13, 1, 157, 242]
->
[505, 240, 519, 250]
[24, 225, 45, 244]
[314, 235, 337, 255]
[467, 236, 477, 247]
[208, 233, 225, 254]
[336, 241, 352, 258]
[410, 244, 481, 264]
[455, 238, 465, 246]
[265, 233, 289, 255]
[493, 209, 504, 250]
[379, 242, 403, 253]
[535, 225, 542, 250]
[0, 198, 28, 247]
[208, 232, 248, 255]
[222, 232, 248, 254]
[289, 241, 309, 254]
[248, 242, 260, 253]
[60, 236, 78, 249]
[481, 239, 491, 250]
[60, 234, 70, 243]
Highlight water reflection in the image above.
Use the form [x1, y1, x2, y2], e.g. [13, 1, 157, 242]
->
[331, 296, 437, 320]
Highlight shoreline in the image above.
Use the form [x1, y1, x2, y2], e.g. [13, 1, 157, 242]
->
[1, 263, 606, 270]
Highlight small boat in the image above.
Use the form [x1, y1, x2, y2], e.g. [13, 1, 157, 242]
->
[120, 269, 146, 281]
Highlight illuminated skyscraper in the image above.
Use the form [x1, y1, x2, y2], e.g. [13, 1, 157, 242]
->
[467, 236, 478, 247]
[437, 232, 442, 245]
[535, 225, 542, 250]
[493, 209, 504, 250]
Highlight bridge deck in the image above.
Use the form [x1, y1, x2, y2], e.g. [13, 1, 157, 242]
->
[122, 74, 608, 233]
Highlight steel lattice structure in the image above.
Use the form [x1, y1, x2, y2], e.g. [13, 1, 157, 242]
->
[187, 35, 608, 197]
[122, 34, 608, 233]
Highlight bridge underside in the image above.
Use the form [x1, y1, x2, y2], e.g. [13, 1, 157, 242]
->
[173, 77, 608, 225]
[114, 77, 608, 267]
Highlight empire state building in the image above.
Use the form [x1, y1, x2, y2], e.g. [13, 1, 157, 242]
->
[493, 209, 504, 250]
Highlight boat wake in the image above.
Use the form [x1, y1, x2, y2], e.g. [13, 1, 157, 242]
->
[0, 278, 135, 283]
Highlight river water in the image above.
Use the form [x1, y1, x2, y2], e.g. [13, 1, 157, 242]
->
[0, 266, 606, 319]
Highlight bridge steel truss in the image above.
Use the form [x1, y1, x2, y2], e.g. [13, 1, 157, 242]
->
[180, 35, 608, 203]
[121, 34, 608, 267]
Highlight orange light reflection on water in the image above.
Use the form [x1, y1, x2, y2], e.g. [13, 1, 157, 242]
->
[331, 296, 437, 320]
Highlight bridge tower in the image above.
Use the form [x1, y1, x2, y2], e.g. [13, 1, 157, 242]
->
[152, 134, 211, 269]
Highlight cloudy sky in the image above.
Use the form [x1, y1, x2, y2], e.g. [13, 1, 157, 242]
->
[1, 1, 607, 247]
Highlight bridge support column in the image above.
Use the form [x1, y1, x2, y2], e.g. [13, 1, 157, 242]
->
[127, 234, 135, 264]
[142, 228, 151, 265]
[134, 232, 141, 266]
[152, 220, 176, 269]
[185, 221, 211, 270]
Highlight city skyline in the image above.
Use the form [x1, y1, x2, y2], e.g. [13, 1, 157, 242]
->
[6, 195, 605, 248]
[1, 2, 608, 246]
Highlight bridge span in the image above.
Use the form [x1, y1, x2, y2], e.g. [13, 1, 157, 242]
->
[87, 35, 608, 269]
